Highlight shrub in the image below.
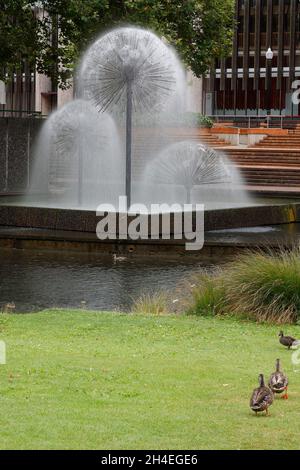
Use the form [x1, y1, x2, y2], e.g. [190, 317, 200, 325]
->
[223, 248, 300, 323]
[187, 273, 227, 316]
[182, 113, 214, 128]
[132, 292, 169, 316]
[196, 115, 214, 128]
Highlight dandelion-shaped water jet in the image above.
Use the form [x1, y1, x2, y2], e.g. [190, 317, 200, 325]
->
[41, 99, 119, 206]
[145, 141, 234, 204]
[80, 27, 178, 207]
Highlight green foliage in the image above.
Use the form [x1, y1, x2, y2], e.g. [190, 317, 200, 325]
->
[0, 0, 235, 88]
[0, 1, 40, 76]
[131, 111, 214, 128]
[0, 313, 11, 332]
[187, 273, 226, 316]
[187, 248, 300, 324]
[1, 310, 300, 449]
[223, 249, 300, 324]
[194, 114, 214, 128]
[132, 291, 169, 315]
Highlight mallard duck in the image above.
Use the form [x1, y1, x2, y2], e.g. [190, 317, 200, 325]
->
[268, 359, 289, 400]
[250, 374, 273, 416]
[2, 302, 16, 313]
[113, 254, 127, 263]
[279, 331, 300, 350]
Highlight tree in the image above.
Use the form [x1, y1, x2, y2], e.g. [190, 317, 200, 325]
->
[0, 0, 235, 88]
[0, 1, 40, 75]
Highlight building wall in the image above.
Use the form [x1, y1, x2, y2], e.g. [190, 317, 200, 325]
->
[0, 117, 43, 193]
[205, 0, 300, 116]
[186, 71, 203, 113]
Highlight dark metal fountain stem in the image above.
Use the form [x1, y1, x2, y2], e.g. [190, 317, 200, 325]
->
[126, 79, 133, 209]
[186, 186, 191, 205]
[78, 140, 83, 206]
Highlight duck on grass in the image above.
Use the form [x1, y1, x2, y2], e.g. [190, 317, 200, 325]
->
[1, 310, 300, 450]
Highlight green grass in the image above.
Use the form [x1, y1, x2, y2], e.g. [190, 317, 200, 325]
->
[0, 310, 300, 450]
[132, 291, 168, 315]
[187, 273, 226, 316]
[223, 249, 300, 323]
[187, 248, 300, 323]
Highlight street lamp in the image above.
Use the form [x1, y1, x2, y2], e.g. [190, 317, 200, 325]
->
[265, 47, 274, 117]
[266, 47, 274, 61]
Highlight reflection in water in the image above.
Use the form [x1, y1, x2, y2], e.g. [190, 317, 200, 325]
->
[0, 249, 216, 313]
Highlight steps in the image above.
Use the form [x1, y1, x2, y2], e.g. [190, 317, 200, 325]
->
[254, 124, 300, 148]
[163, 129, 230, 147]
[222, 146, 300, 192]
[212, 121, 300, 194]
[132, 125, 300, 195]
[238, 166, 300, 186]
[132, 129, 231, 178]
[226, 148, 300, 167]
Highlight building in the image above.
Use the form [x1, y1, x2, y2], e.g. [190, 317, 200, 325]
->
[0, 72, 73, 117]
[0, 4, 72, 117]
[7, 1, 300, 118]
[203, 0, 300, 116]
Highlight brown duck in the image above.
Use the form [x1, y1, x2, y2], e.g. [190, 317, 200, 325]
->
[250, 374, 273, 416]
[268, 359, 289, 400]
[279, 331, 300, 350]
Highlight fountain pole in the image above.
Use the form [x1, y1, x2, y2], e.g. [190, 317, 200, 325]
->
[78, 140, 83, 206]
[126, 79, 133, 209]
[186, 187, 191, 205]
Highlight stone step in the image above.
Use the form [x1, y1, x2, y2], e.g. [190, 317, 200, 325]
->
[238, 165, 300, 186]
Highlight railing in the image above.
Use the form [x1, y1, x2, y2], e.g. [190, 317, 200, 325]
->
[0, 109, 45, 118]
[207, 115, 300, 130]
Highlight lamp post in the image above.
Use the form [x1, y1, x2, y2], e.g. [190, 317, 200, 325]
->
[265, 47, 274, 118]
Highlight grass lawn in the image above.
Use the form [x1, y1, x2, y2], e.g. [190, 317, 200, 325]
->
[0, 310, 300, 450]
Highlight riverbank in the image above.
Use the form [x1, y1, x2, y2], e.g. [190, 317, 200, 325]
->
[0, 310, 300, 449]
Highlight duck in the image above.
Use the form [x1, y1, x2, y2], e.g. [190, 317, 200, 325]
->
[279, 331, 300, 350]
[268, 359, 289, 400]
[2, 302, 16, 313]
[113, 254, 127, 263]
[250, 374, 274, 416]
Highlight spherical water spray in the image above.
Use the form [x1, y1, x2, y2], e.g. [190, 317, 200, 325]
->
[80, 27, 179, 207]
[145, 141, 234, 204]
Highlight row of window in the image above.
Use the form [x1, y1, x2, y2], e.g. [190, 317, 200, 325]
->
[237, 0, 300, 48]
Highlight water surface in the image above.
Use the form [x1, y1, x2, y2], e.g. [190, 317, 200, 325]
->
[0, 248, 216, 313]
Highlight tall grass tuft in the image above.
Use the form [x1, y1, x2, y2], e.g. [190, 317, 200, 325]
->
[223, 248, 300, 323]
[187, 273, 227, 316]
[132, 292, 169, 316]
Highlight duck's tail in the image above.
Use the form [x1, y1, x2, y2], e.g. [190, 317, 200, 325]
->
[292, 340, 300, 348]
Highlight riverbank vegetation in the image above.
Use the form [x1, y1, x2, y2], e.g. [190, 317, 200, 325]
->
[186, 248, 300, 324]
[0, 310, 300, 450]
[132, 248, 300, 324]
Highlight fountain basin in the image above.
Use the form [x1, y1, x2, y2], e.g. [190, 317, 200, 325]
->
[0, 201, 299, 234]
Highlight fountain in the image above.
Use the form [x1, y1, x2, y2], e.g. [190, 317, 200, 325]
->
[30, 99, 123, 207]
[0, 25, 268, 242]
[26, 25, 251, 212]
[79, 26, 182, 208]
[140, 141, 250, 208]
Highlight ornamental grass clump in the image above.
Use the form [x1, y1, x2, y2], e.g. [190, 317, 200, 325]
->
[132, 292, 169, 316]
[187, 273, 227, 316]
[223, 248, 300, 323]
